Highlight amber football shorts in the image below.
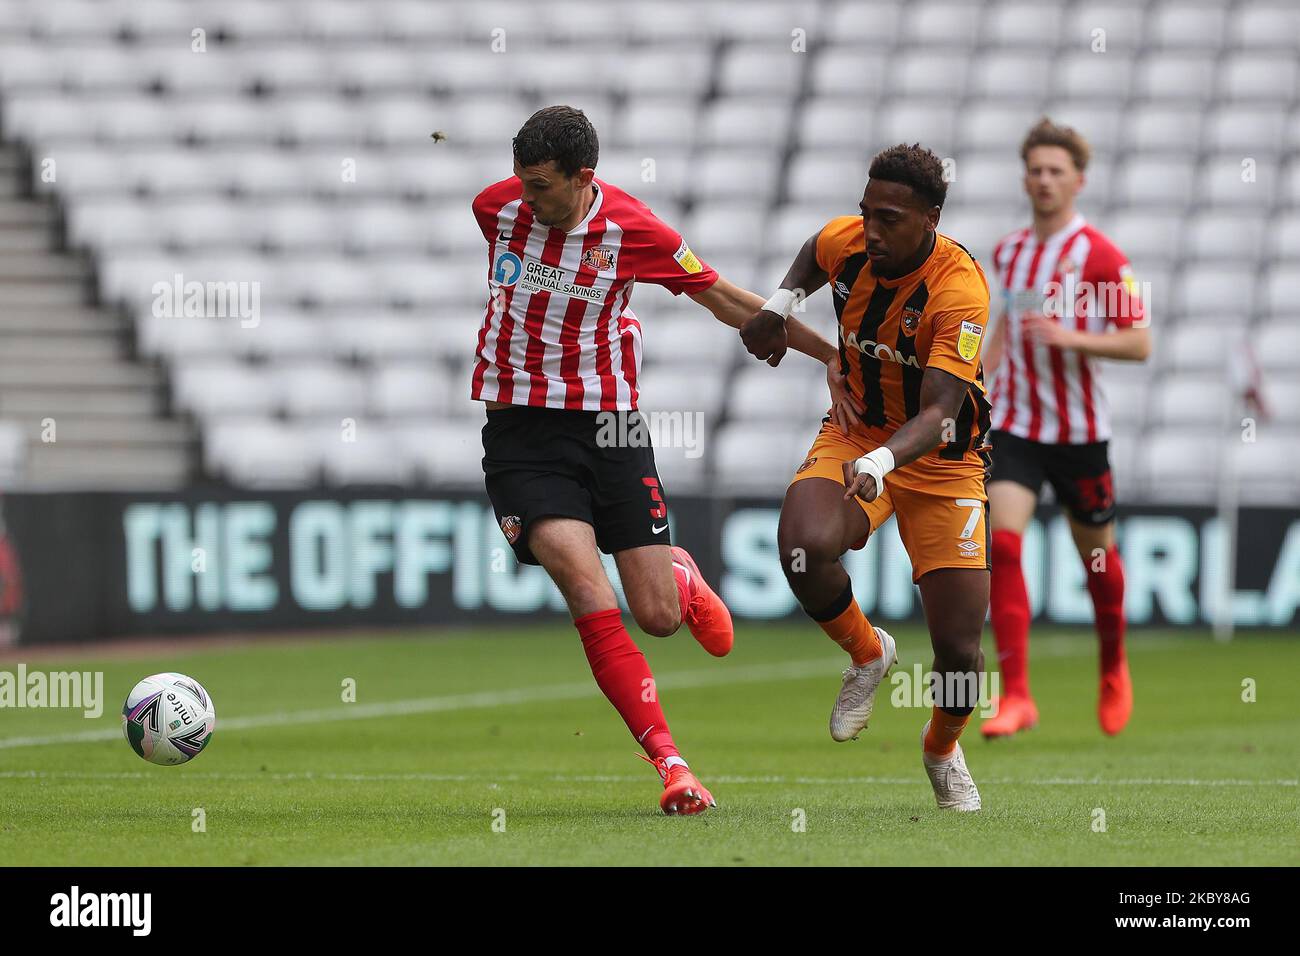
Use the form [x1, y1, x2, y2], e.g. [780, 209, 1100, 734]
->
[790, 422, 990, 582]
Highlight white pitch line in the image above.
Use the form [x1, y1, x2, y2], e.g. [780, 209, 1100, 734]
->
[0, 657, 841, 751]
[0, 634, 1198, 752]
[0, 769, 1294, 787]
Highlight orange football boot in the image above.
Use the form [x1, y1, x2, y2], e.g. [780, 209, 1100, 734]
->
[980, 695, 1040, 739]
[670, 545, 734, 657]
[1098, 660, 1133, 736]
[639, 754, 717, 815]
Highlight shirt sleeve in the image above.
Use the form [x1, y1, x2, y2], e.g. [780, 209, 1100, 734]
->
[635, 215, 719, 296]
[471, 183, 506, 242]
[926, 280, 990, 384]
[814, 216, 856, 275]
[1089, 243, 1146, 329]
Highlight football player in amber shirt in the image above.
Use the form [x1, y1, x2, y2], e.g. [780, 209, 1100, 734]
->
[742, 144, 991, 811]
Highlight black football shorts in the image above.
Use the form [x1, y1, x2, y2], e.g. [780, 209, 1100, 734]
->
[481, 405, 672, 565]
[988, 429, 1117, 526]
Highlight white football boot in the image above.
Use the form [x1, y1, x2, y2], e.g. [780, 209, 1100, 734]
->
[829, 627, 898, 742]
[920, 720, 982, 811]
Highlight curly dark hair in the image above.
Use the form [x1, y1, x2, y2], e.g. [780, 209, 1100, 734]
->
[868, 143, 948, 209]
[512, 105, 599, 177]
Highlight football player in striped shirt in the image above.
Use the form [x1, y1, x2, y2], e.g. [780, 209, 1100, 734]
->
[471, 106, 849, 814]
[742, 144, 993, 811]
[981, 118, 1152, 738]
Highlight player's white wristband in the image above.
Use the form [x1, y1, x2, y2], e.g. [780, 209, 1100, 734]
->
[762, 288, 796, 320]
[852, 447, 896, 489]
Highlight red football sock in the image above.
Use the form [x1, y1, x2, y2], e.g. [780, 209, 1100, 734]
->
[990, 529, 1031, 699]
[1086, 545, 1127, 673]
[574, 608, 679, 762]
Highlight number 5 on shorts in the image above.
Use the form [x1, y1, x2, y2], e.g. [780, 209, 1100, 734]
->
[956, 498, 983, 540]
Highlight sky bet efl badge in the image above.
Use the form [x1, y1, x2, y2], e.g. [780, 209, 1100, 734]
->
[957, 320, 983, 361]
[673, 240, 703, 274]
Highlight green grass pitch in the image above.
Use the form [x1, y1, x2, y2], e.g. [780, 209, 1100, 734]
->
[1, 624, 1296, 866]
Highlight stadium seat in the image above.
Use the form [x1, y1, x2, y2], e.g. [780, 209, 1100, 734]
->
[717, 44, 803, 97]
[726, 365, 814, 423]
[786, 151, 871, 204]
[808, 47, 891, 98]
[1149, 2, 1227, 49]
[1221, 55, 1297, 103]
[315, 423, 415, 486]
[1136, 428, 1216, 503]
[1171, 265, 1257, 318]
[699, 97, 795, 150]
[713, 422, 809, 493]
[1114, 157, 1195, 206]
[902, 2, 984, 47]
[276, 361, 369, 419]
[1162, 323, 1227, 372]
[1185, 212, 1267, 263]
[822, 0, 902, 46]
[955, 104, 1044, 153]
[1151, 374, 1230, 426]
[1230, 4, 1300, 50]
[893, 51, 970, 99]
[1134, 54, 1218, 101]
[797, 97, 876, 151]
[1054, 53, 1134, 102]
[1198, 154, 1278, 209]
[204, 419, 318, 488]
[1129, 105, 1203, 155]
[982, 2, 1065, 48]
[874, 103, 957, 156]
[1105, 211, 1182, 264]
[1204, 108, 1289, 156]
[172, 361, 280, 420]
[687, 202, 769, 259]
[971, 52, 1053, 102]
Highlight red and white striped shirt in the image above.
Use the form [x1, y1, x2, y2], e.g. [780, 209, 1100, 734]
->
[989, 214, 1145, 444]
[469, 177, 718, 411]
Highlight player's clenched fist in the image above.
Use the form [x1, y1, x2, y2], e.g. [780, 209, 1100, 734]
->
[841, 460, 879, 502]
[739, 309, 788, 367]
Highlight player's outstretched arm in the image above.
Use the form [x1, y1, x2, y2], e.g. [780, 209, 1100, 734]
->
[983, 307, 1008, 373]
[738, 231, 830, 367]
[842, 366, 969, 501]
[689, 274, 836, 366]
[1024, 318, 1151, 361]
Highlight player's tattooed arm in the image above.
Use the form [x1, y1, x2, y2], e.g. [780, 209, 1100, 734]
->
[842, 366, 968, 501]
[691, 274, 837, 366]
[739, 230, 831, 367]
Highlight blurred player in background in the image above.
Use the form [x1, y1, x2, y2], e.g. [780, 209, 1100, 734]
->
[981, 119, 1152, 739]
[471, 106, 845, 814]
[742, 145, 992, 811]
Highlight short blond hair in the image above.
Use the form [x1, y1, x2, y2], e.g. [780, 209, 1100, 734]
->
[1020, 117, 1091, 172]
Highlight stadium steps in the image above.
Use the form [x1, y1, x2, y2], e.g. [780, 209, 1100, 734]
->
[0, 141, 197, 489]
